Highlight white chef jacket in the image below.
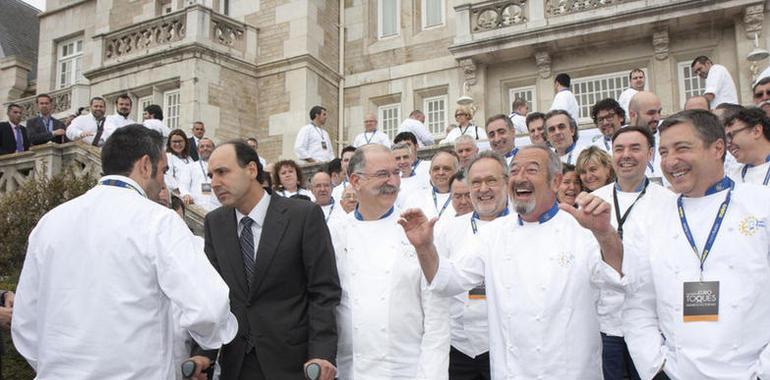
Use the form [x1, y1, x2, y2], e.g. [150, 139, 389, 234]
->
[727, 160, 770, 186]
[402, 183, 456, 222]
[550, 89, 580, 123]
[617, 88, 638, 117]
[430, 210, 620, 379]
[104, 113, 135, 132]
[622, 182, 770, 380]
[178, 159, 221, 211]
[276, 187, 315, 201]
[704, 64, 738, 108]
[143, 118, 172, 138]
[435, 213, 494, 358]
[509, 113, 528, 135]
[294, 123, 334, 162]
[11, 175, 238, 380]
[352, 130, 392, 148]
[330, 208, 450, 380]
[590, 135, 613, 153]
[593, 180, 675, 337]
[645, 132, 670, 188]
[398, 118, 435, 147]
[165, 153, 192, 192]
[320, 199, 344, 223]
[558, 143, 584, 166]
[66, 114, 111, 146]
[441, 124, 488, 145]
[331, 179, 348, 210]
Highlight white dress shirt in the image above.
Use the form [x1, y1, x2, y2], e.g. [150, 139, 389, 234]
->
[622, 182, 770, 380]
[235, 192, 271, 259]
[66, 114, 110, 146]
[330, 209, 450, 379]
[352, 130, 392, 148]
[592, 181, 675, 337]
[165, 153, 192, 192]
[590, 135, 613, 153]
[12, 175, 238, 379]
[402, 183, 456, 223]
[294, 123, 334, 162]
[509, 113, 528, 135]
[104, 113, 135, 133]
[398, 118, 434, 147]
[617, 88, 638, 117]
[430, 210, 620, 379]
[550, 89, 581, 123]
[704, 64, 738, 108]
[143, 118, 172, 138]
[440, 124, 488, 145]
[178, 160, 221, 211]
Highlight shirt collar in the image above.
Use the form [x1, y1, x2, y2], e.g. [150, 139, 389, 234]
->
[99, 175, 147, 197]
[354, 206, 395, 221]
[517, 200, 559, 226]
[703, 176, 734, 196]
[235, 192, 272, 228]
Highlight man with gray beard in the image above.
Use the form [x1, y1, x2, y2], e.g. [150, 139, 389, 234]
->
[399, 144, 623, 379]
[328, 144, 450, 379]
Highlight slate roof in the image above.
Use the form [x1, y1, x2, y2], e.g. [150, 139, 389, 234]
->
[0, 0, 40, 80]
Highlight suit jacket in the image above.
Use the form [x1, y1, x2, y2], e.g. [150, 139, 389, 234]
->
[0, 289, 8, 380]
[0, 122, 30, 155]
[188, 137, 200, 161]
[196, 194, 340, 379]
[26, 115, 68, 145]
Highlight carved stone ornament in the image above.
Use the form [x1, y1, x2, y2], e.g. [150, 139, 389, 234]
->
[653, 29, 669, 61]
[744, 4, 764, 39]
[460, 58, 478, 86]
[535, 51, 551, 79]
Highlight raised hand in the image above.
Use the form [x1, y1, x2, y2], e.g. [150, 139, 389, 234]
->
[398, 208, 438, 250]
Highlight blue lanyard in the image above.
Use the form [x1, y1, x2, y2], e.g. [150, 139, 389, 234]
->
[505, 147, 519, 159]
[364, 130, 376, 144]
[517, 200, 559, 226]
[99, 179, 144, 197]
[648, 140, 657, 174]
[740, 154, 770, 185]
[471, 207, 510, 234]
[563, 143, 576, 164]
[677, 177, 733, 280]
[603, 136, 610, 151]
[354, 206, 394, 221]
[412, 159, 421, 172]
[432, 186, 452, 217]
[324, 197, 335, 222]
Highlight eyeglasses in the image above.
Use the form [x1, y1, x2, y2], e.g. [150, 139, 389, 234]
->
[355, 169, 401, 180]
[596, 112, 617, 124]
[725, 126, 753, 142]
[469, 176, 505, 189]
[754, 90, 770, 99]
[455, 113, 468, 118]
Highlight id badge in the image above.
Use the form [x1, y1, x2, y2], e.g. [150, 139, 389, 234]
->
[201, 183, 212, 195]
[683, 281, 719, 322]
[469, 283, 486, 300]
[649, 177, 664, 186]
[321, 141, 328, 150]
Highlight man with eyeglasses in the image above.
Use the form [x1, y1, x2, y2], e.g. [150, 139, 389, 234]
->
[311, 171, 343, 223]
[628, 91, 667, 186]
[329, 144, 449, 379]
[723, 107, 770, 186]
[590, 99, 626, 153]
[434, 151, 511, 380]
[399, 144, 623, 379]
[752, 76, 770, 118]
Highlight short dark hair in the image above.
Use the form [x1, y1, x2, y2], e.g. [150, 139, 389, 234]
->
[611, 125, 655, 149]
[544, 109, 579, 142]
[629, 68, 644, 80]
[591, 98, 626, 125]
[171, 195, 186, 215]
[511, 98, 528, 110]
[725, 107, 770, 142]
[714, 103, 744, 127]
[409, 110, 424, 118]
[36, 93, 52, 103]
[326, 158, 342, 175]
[273, 160, 304, 191]
[555, 73, 571, 88]
[309, 105, 326, 120]
[101, 124, 164, 177]
[485, 113, 514, 131]
[90, 97, 106, 106]
[144, 104, 164, 121]
[246, 137, 258, 144]
[226, 140, 265, 183]
[394, 131, 418, 146]
[448, 169, 466, 190]
[6, 103, 21, 113]
[659, 109, 725, 161]
[115, 94, 132, 105]
[525, 112, 545, 127]
[341, 145, 357, 156]
[690, 55, 711, 68]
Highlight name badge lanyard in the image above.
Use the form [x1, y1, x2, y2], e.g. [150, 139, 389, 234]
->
[564, 143, 576, 165]
[603, 137, 610, 151]
[325, 198, 335, 222]
[613, 178, 649, 240]
[314, 125, 328, 150]
[471, 208, 510, 234]
[460, 124, 479, 140]
[677, 179, 733, 281]
[364, 130, 376, 144]
[740, 154, 770, 185]
[199, 161, 210, 183]
[432, 187, 452, 218]
[100, 178, 145, 197]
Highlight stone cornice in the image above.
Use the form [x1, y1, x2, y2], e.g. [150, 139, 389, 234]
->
[255, 54, 343, 87]
[38, 0, 93, 18]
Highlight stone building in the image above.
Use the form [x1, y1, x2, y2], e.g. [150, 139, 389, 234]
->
[0, 0, 40, 113]
[4, 0, 770, 162]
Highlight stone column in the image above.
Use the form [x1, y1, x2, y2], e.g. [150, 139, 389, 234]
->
[737, 4, 766, 103]
[650, 28, 675, 113]
[534, 50, 552, 113]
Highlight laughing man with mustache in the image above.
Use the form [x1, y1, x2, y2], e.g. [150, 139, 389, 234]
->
[399, 144, 623, 379]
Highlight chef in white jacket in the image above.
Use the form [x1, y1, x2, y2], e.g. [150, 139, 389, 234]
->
[401, 150, 459, 223]
[179, 137, 221, 211]
[723, 107, 770, 186]
[399, 144, 624, 380]
[592, 126, 675, 380]
[622, 109, 770, 380]
[550, 73, 580, 123]
[329, 144, 449, 380]
[12, 125, 237, 380]
[434, 151, 511, 379]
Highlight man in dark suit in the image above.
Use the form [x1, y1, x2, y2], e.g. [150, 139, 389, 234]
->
[188, 121, 205, 161]
[0, 103, 30, 155]
[27, 94, 68, 145]
[0, 290, 14, 380]
[194, 140, 340, 380]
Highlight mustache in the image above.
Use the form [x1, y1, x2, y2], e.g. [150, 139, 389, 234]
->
[378, 184, 399, 195]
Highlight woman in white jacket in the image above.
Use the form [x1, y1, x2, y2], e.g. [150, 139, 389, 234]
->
[165, 129, 194, 194]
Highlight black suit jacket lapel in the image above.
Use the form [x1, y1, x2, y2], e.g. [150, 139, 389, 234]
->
[249, 195, 289, 300]
[219, 208, 250, 299]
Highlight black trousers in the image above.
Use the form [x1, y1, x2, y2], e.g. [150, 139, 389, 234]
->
[238, 350, 266, 380]
[449, 346, 491, 380]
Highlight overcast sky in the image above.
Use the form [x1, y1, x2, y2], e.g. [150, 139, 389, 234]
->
[22, 0, 46, 11]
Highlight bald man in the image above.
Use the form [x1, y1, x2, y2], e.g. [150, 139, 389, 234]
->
[352, 113, 391, 148]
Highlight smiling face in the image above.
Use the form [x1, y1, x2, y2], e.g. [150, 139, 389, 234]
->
[629, 92, 663, 134]
[659, 121, 725, 196]
[527, 117, 546, 145]
[486, 118, 515, 156]
[430, 152, 459, 192]
[468, 158, 508, 219]
[557, 170, 581, 206]
[508, 148, 560, 218]
[578, 158, 612, 192]
[612, 130, 653, 185]
[392, 147, 415, 177]
[450, 179, 473, 216]
[595, 108, 622, 138]
[725, 119, 762, 165]
[350, 149, 400, 210]
[753, 81, 770, 117]
[545, 114, 575, 153]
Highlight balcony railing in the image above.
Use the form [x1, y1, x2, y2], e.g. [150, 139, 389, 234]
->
[103, 13, 187, 61]
[470, 1, 529, 32]
[4, 84, 91, 122]
[545, 0, 629, 17]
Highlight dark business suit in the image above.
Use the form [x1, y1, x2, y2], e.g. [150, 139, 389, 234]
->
[26, 115, 67, 145]
[188, 136, 200, 161]
[0, 289, 9, 380]
[196, 194, 340, 380]
[0, 122, 30, 155]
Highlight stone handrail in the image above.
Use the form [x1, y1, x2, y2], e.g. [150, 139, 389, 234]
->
[103, 10, 187, 62]
[469, 1, 529, 32]
[545, 0, 629, 17]
[3, 84, 94, 122]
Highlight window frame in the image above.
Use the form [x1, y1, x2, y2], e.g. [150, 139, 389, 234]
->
[56, 37, 84, 89]
[508, 85, 538, 114]
[163, 90, 181, 130]
[421, 0, 445, 30]
[377, 0, 400, 39]
[378, 103, 402, 140]
[423, 95, 448, 138]
[572, 69, 647, 123]
[137, 96, 154, 123]
[677, 61, 707, 110]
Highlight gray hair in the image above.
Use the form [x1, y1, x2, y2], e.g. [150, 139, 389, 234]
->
[465, 150, 509, 185]
[659, 109, 726, 161]
[544, 109, 579, 142]
[454, 134, 477, 148]
[392, 142, 411, 152]
[348, 144, 392, 177]
[515, 144, 562, 183]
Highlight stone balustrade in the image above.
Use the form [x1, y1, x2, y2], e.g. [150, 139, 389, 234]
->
[470, 1, 529, 32]
[545, 0, 629, 17]
[103, 12, 187, 61]
[4, 84, 91, 122]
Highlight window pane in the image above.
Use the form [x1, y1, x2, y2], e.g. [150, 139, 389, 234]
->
[425, 0, 442, 28]
[381, 0, 398, 37]
[572, 70, 640, 120]
[424, 96, 446, 135]
[379, 104, 401, 139]
[164, 91, 181, 130]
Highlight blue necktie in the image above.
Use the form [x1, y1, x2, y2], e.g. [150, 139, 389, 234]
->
[14, 126, 23, 152]
[240, 217, 256, 290]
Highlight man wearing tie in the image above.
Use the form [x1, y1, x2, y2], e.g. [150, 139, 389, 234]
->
[27, 94, 67, 145]
[188, 121, 206, 161]
[66, 97, 109, 147]
[0, 103, 30, 155]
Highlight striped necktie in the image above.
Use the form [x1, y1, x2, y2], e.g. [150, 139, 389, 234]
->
[240, 216, 256, 290]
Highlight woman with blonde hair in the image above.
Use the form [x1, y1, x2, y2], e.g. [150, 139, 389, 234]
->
[272, 159, 315, 200]
[440, 105, 487, 144]
[575, 146, 615, 192]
